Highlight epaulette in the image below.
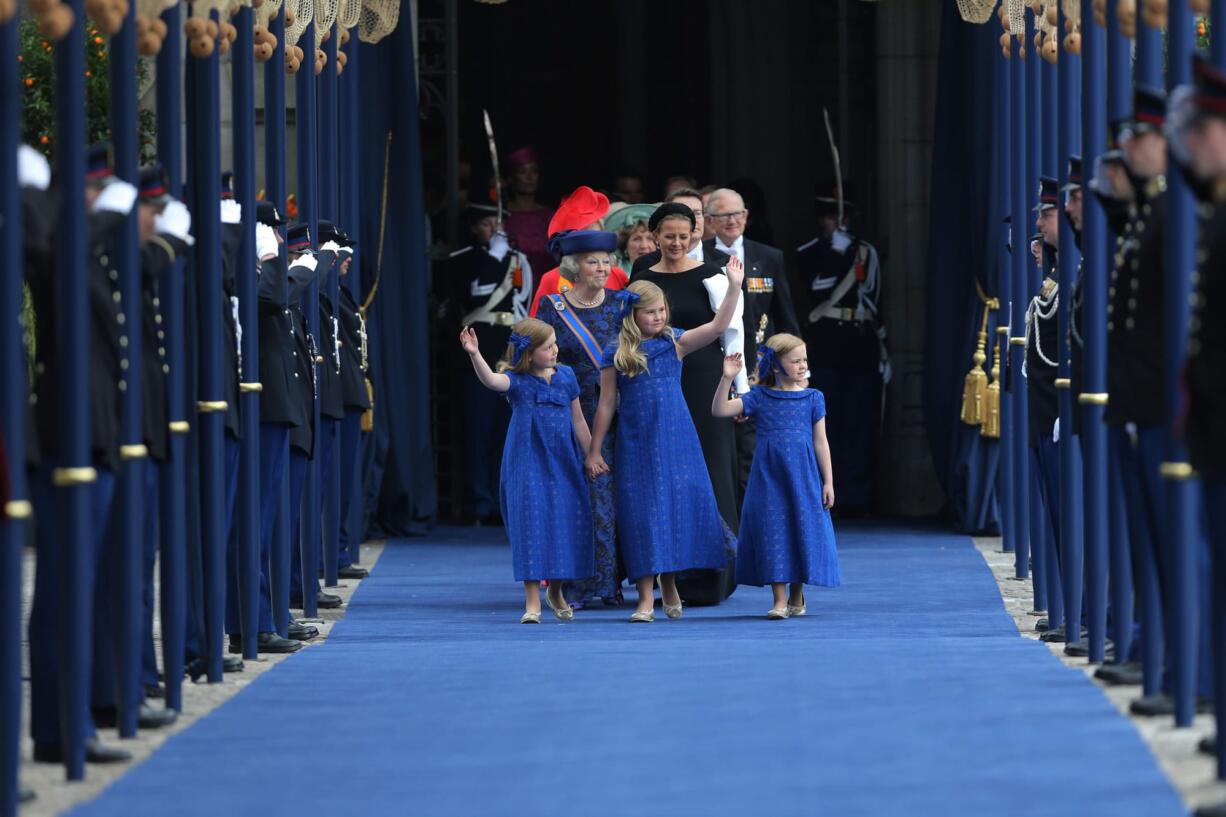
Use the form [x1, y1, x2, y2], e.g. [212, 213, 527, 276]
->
[448, 245, 474, 258]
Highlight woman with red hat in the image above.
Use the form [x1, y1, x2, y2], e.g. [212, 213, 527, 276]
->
[528, 185, 630, 316]
[501, 147, 555, 285]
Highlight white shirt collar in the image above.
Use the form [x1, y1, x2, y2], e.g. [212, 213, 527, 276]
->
[687, 242, 704, 261]
[715, 235, 744, 253]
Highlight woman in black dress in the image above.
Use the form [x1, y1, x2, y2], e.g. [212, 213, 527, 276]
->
[632, 203, 742, 603]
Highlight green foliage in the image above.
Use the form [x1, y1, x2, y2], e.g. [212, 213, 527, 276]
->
[1197, 17, 1210, 52]
[19, 17, 157, 162]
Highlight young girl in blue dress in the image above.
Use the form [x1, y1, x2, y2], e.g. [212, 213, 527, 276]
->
[712, 333, 840, 619]
[586, 213, 744, 622]
[460, 318, 596, 624]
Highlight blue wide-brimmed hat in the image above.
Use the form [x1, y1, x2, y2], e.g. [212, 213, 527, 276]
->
[547, 229, 617, 261]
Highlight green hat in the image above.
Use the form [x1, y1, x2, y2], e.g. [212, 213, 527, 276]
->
[602, 202, 659, 234]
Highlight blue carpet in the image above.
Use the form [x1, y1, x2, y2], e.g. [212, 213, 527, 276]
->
[70, 525, 1187, 816]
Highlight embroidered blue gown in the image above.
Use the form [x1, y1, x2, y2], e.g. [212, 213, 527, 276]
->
[735, 387, 841, 588]
[499, 365, 595, 581]
[537, 293, 624, 605]
[602, 329, 731, 580]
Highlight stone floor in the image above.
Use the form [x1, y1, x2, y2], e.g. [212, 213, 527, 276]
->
[975, 536, 1226, 814]
[16, 541, 386, 817]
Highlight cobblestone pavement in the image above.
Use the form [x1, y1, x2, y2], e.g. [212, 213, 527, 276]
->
[16, 541, 386, 817]
[975, 536, 1226, 813]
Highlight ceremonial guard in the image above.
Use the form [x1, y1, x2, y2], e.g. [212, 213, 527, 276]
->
[796, 192, 888, 513]
[315, 220, 348, 582]
[452, 203, 532, 524]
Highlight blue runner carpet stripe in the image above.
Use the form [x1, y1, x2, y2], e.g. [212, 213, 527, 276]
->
[69, 524, 1188, 816]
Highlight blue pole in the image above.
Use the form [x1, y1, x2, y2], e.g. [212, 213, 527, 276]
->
[109, 0, 144, 739]
[339, 30, 364, 566]
[319, 23, 340, 588]
[234, 4, 262, 661]
[155, 3, 187, 713]
[1103, 0, 1135, 668]
[192, 16, 227, 683]
[1011, 20, 1031, 583]
[997, 44, 1015, 562]
[1057, 22, 1085, 653]
[0, 10, 27, 813]
[1080, 0, 1110, 666]
[296, 21, 320, 620]
[265, 9, 292, 638]
[53, 0, 91, 779]
[1160, 2, 1199, 729]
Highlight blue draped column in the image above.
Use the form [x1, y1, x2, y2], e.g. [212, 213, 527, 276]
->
[51, 0, 92, 778]
[109, 0, 144, 738]
[234, 3, 261, 661]
[1160, 3, 1200, 729]
[319, 23, 340, 588]
[265, 8, 291, 638]
[156, 3, 187, 712]
[1010, 30, 1031, 582]
[296, 20, 320, 619]
[1102, 0, 1135, 668]
[1057, 19, 1085, 652]
[998, 45, 1015, 561]
[1209, 0, 1226, 781]
[190, 15, 227, 683]
[1080, 0, 1110, 665]
[0, 9, 28, 812]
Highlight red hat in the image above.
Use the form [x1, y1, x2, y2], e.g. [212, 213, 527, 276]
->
[547, 186, 610, 237]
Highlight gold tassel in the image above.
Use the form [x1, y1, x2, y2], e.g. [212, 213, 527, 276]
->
[960, 302, 992, 426]
[360, 377, 375, 432]
[982, 333, 1003, 439]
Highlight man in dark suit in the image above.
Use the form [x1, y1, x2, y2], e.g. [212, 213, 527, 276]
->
[704, 187, 800, 500]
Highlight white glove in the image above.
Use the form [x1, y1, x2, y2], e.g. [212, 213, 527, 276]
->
[290, 254, 318, 273]
[220, 199, 242, 224]
[255, 223, 279, 260]
[93, 180, 138, 215]
[1053, 417, 1060, 444]
[487, 231, 510, 262]
[319, 240, 343, 253]
[830, 229, 852, 253]
[155, 200, 194, 246]
[17, 145, 51, 191]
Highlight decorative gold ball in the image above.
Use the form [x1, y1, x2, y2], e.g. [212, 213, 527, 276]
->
[1064, 31, 1081, 53]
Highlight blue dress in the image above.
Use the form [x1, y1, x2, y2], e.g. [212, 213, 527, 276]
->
[499, 365, 596, 581]
[735, 387, 841, 587]
[602, 329, 731, 580]
[537, 293, 624, 605]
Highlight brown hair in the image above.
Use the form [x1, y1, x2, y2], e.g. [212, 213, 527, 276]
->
[497, 317, 555, 374]
[665, 187, 703, 204]
[616, 219, 652, 254]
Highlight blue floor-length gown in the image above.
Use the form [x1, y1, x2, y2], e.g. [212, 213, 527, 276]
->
[499, 365, 595, 581]
[735, 386, 841, 588]
[603, 329, 731, 580]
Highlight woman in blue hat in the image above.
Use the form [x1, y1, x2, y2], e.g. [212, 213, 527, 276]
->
[537, 229, 626, 607]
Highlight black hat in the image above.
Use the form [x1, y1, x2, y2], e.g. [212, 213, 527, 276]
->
[220, 171, 234, 200]
[286, 222, 313, 254]
[138, 164, 171, 205]
[1033, 176, 1059, 211]
[318, 219, 357, 247]
[256, 200, 288, 227]
[1192, 55, 1226, 118]
[1129, 85, 1168, 134]
[1061, 155, 1083, 192]
[86, 142, 112, 184]
[462, 202, 499, 227]
[647, 201, 696, 232]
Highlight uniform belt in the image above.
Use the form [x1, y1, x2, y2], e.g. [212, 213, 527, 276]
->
[820, 307, 869, 323]
[470, 311, 516, 327]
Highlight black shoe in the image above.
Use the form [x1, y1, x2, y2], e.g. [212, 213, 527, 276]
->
[1095, 662, 1144, 686]
[255, 632, 302, 653]
[32, 738, 132, 764]
[288, 621, 318, 641]
[144, 683, 164, 700]
[290, 592, 344, 610]
[19, 789, 35, 804]
[1200, 734, 1217, 757]
[185, 655, 245, 681]
[1035, 617, 1050, 633]
[1195, 802, 1226, 817]
[1129, 693, 1215, 717]
[1064, 639, 1114, 659]
[337, 565, 369, 580]
[92, 704, 177, 730]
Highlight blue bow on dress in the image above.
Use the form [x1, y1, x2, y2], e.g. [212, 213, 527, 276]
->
[509, 332, 533, 365]
[756, 344, 779, 382]
[610, 289, 640, 319]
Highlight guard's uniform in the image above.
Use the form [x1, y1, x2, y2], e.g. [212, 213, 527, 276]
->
[336, 259, 370, 569]
[797, 228, 885, 512]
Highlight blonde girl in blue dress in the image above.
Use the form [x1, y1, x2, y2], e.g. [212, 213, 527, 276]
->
[460, 318, 596, 624]
[712, 334, 840, 619]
